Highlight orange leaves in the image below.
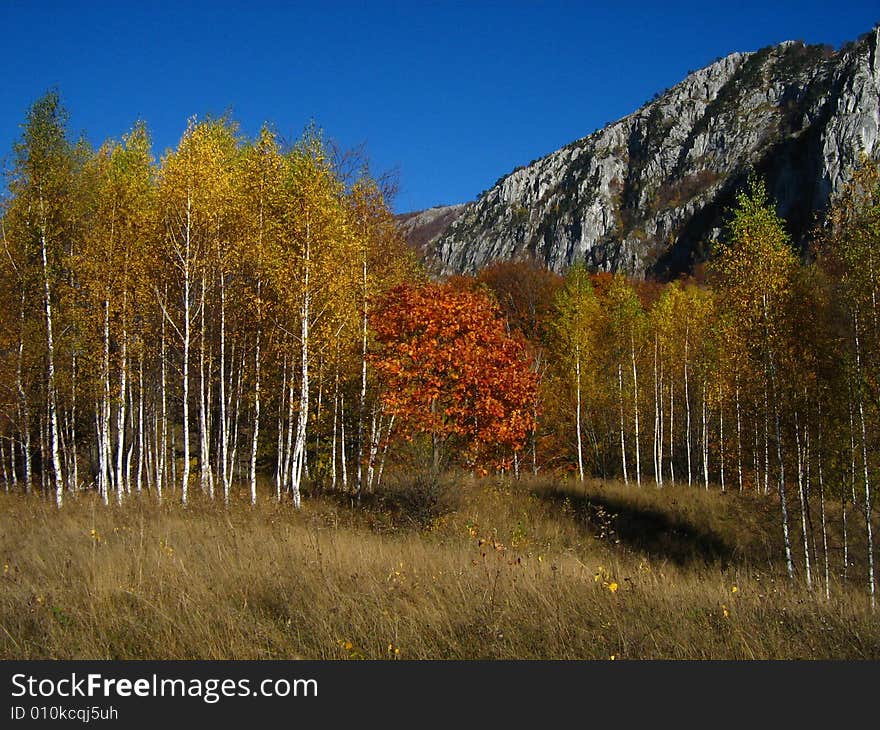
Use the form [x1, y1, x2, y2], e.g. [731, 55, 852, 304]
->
[369, 282, 539, 470]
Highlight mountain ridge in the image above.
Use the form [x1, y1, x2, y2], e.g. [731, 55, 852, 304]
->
[400, 26, 880, 279]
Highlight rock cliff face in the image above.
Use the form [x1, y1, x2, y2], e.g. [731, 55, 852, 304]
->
[429, 27, 880, 278]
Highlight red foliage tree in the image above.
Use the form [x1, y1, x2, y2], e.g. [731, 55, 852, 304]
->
[369, 282, 538, 473]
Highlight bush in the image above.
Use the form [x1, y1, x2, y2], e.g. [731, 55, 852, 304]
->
[381, 470, 460, 528]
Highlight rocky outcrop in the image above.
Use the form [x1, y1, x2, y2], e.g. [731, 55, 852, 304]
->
[430, 27, 880, 278]
[396, 204, 467, 261]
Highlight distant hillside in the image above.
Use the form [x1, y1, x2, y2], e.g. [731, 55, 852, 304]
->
[396, 204, 466, 261]
[414, 26, 880, 278]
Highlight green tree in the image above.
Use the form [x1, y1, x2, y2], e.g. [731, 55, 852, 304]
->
[712, 177, 797, 579]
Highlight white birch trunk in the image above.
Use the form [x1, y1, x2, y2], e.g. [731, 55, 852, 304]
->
[817, 419, 830, 600]
[158, 307, 167, 502]
[763, 290, 794, 582]
[149, 410, 157, 494]
[844, 396, 857, 582]
[250, 325, 261, 507]
[39, 214, 63, 508]
[198, 273, 212, 499]
[16, 297, 31, 493]
[376, 414, 394, 490]
[658, 359, 664, 487]
[94, 405, 106, 503]
[356, 251, 368, 500]
[773, 395, 794, 580]
[367, 408, 380, 492]
[763, 384, 771, 497]
[137, 352, 144, 493]
[618, 362, 628, 485]
[229, 356, 243, 489]
[653, 335, 660, 486]
[100, 299, 111, 499]
[794, 409, 812, 589]
[575, 346, 584, 482]
[9, 438, 17, 490]
[854, 313, 875, 610]
[39, 412, 47, 494]
[684, 327, 692, 487]
[340, 393, 348, 491]
[276, 356, 286, 501]
[115, 303, 128, 503]
[735, 380, 743, 493]
[1, 440, 9, 491]
[69, 352, 78, 491]
[331, 369, 339, 492]
[314, 356, 323, 473]
[0, 441, 7, 491]
[170, 422, 177, 491]
[753, 398, 760, 494]
[668, 378, 675, 484]
[283, 361, 295, 493]
[220, 271, 229, 503]
[631, 335, 641, 488]
[719, 382, 725, 493]
[701, 380, 709, 491]
[125, 376, 134, 491]
[290, 259, 311, 509]
[180, 194, 192, 506]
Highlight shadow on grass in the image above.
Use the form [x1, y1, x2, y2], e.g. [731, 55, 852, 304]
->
[313, 472, 459, 531]
[538, 487, 735, 567]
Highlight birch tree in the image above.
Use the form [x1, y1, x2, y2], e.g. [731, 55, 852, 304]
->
[552, 264, 601, 481]
[5, 92, 84, 507]
[712, 177, 797, 580]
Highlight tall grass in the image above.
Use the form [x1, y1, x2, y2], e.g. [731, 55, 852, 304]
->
[0, 474, 877, 659]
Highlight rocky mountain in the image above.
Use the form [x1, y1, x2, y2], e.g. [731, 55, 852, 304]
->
[421, 26, 880, 279]
[396, 204, 466, 257]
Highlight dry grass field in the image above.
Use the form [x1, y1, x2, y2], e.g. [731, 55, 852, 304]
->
[1, 474, 878, 659]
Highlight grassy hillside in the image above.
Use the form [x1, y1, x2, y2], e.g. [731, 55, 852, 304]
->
[0, 475, 877, 659]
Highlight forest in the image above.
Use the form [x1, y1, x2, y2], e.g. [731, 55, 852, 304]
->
[2, 92, 880, 659]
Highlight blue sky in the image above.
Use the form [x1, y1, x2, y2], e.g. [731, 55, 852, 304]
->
[1, 1, 877, 213]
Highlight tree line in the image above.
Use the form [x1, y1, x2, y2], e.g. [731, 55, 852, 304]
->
[2, 92, 879, 605]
